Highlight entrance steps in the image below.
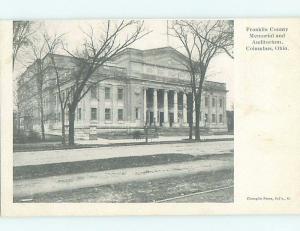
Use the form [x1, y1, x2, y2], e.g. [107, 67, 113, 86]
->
[157, 127, 210, 136]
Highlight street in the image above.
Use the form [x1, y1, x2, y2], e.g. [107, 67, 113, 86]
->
[14, 140, 234, 203]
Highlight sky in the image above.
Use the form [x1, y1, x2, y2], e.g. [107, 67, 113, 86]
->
[16, 20, 234, 109]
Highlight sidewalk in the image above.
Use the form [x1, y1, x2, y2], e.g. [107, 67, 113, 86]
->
[76, 134, 234, 145]
[14, 140, 234, 167]
[13, 134, 234, 153]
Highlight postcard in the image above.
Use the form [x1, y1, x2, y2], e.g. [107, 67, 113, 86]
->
[0, 18, 299, 216]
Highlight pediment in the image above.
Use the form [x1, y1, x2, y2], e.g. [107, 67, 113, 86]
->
[142, 47, 187, 70]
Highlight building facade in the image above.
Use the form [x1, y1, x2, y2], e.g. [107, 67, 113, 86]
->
[17, 47, 228, 136]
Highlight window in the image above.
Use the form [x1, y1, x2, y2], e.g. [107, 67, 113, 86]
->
[105, 108, 111, 120]
[212, 114, 216, 123]
[205, 97, 208, 107]
[135, 107, 140, 120]
[78, 108, 82, 120]
[219, 98, 223, 108]
[219, 114, 223, 123]
[105, 87, 111, 100]
[212, 98, 216, 107]
[90, 85, 97, 99]
[118, 109, 124, 121]
[91, 108, 97, 120]
[205, 113, 208, 122]
[117, 88, 124, 100]
[199, 111, 201, 121]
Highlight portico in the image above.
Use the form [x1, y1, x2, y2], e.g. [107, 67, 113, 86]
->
[143, 88, 188, 128]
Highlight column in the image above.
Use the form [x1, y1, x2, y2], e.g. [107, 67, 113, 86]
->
[144, 88, 147, 125]
[173, 90, 179, 127]
[183, 93, 188, 126]
[163, 89, 169, 127]
[153, 89, 158, 126]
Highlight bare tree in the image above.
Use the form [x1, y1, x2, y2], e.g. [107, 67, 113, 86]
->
[44, 33, 70, 144]
[29, 38, 49, 141]
[63, 20, 149, 145]
[170, 20, 233, 141]
[13, 21, 34, 135]
[13, 21, 33, 69]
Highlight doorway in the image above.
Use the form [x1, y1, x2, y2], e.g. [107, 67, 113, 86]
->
[159, 112, 164, 127]
[169, 112, 174, 127]
[149, 112, 154, 126]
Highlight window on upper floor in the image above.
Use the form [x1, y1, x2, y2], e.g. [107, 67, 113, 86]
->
[90, 85, 97, 99]
[105, 87, 111, 100]
[219, 98, 223, 108]
[117, 88, 124, 100]
[205, 97, 208, 107]
[212, 98, 216, 107]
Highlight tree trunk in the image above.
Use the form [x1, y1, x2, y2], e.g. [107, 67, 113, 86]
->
[61, 107, 66, 145]
[188, 94, 193, 140]
[40, 106, 45, 141]
[189, 123, 193, 140]
[68, 107, 76, 145]
[194, 95, 201, 141]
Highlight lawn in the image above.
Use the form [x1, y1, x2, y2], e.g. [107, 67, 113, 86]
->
[14, 153, 233, 180]
[14, 168, 234, 203]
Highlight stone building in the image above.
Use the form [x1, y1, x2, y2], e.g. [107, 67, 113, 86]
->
[17, 46, 228, 137]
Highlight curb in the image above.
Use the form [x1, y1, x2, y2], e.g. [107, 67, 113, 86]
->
[14, 138, 234, 153]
